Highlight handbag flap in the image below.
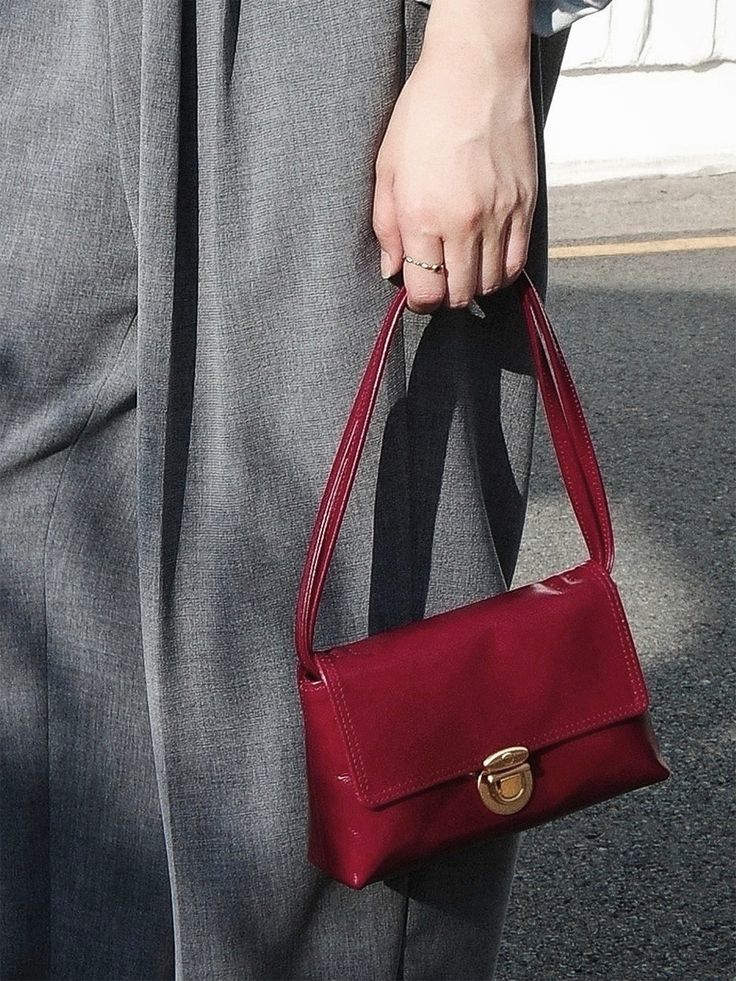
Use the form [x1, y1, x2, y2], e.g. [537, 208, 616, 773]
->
[316, 560, 650, 808]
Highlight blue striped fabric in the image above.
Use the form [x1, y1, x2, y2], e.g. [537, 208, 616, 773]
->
[411, 0, 615, 37]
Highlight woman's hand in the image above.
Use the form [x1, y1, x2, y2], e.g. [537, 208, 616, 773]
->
[373, 0, 538, 314]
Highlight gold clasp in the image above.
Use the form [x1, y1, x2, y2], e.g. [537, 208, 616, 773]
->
[477, 746, 533, 815]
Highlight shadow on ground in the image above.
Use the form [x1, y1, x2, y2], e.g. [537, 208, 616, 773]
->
[498, 253, 734, 981]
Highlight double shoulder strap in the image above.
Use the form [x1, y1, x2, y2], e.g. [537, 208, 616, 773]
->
[294, 269, 614, 677]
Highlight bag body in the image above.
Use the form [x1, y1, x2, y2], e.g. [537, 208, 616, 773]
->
[294, 271, 670, 889]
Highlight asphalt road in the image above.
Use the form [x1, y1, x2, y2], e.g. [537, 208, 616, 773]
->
[496, 221, 734, 981]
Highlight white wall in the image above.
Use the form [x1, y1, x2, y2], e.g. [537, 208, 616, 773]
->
[544, 0, 736, 185]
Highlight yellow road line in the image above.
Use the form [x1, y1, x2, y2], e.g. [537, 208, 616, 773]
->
[549, 234, 736, 259]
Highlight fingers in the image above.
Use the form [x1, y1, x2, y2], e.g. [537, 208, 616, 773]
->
[401, 235, 447, 314]
[479, 218, 507, 297]
[442, 232, 481, 310]
[372, 167, 404, 281]
[499, 211, 532, 288]
[374, 169, 447, 313]
[374, 169, 531, 313]
[479, 208, 532, 296]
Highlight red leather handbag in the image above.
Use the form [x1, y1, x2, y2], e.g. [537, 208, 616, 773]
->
[294, 269, 670, 889]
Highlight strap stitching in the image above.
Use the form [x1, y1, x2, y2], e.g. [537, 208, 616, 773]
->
[319, 562, 648, 806]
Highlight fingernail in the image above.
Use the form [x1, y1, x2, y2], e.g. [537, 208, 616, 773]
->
[468, 298, 486, 319]
[380, 250, 391, 279]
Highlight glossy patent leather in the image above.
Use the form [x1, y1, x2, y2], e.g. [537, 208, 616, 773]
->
[294, 270, 670, 889]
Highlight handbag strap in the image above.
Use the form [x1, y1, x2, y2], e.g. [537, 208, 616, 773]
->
[294, 269, 614, 677]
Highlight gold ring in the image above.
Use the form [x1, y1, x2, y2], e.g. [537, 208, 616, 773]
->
[403, 255, 444, 272]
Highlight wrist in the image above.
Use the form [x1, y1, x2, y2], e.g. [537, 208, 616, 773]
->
[420, 0, 532, 79]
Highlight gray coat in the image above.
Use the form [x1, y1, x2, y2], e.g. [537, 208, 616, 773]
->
[0, 0, 577, 977]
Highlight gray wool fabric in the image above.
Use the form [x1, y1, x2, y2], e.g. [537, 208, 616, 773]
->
[0, 2, 568, 978]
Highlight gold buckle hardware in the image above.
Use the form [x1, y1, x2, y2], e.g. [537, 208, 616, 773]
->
[477, 746, 533, 815]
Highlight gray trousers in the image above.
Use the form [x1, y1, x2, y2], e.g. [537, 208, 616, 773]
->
[0, 2, 567, 978]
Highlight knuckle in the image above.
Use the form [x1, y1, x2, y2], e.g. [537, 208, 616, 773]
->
[449, 203, 484, 233]
[517, 189, 536, 213]
[493, 197, 516, 220]
[513, 183, 537, 204]
[397, 201, 436, 233]
[492, 182, 536, 218]
[486, 183, 512, 212]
